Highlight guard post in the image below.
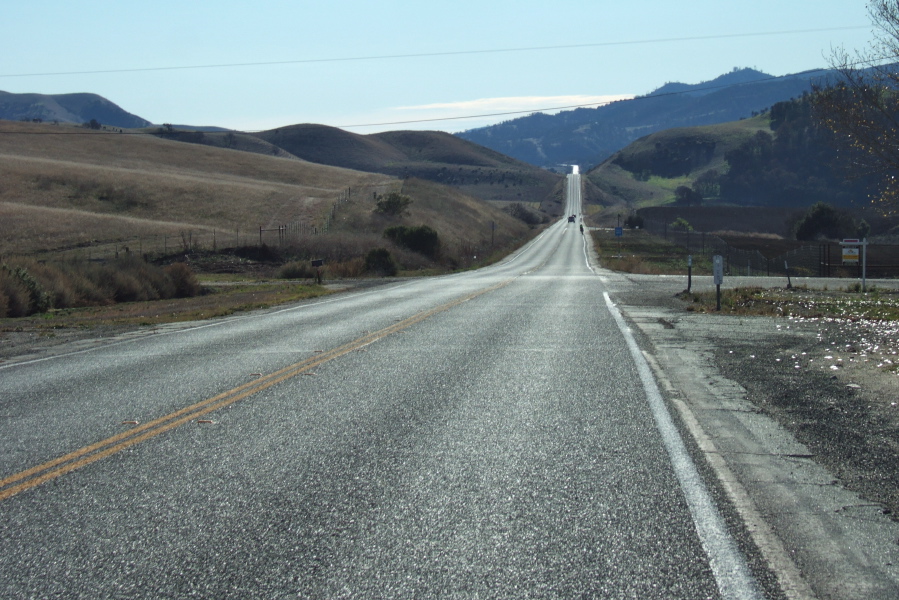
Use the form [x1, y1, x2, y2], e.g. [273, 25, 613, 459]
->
[713, 255, 724, 311]
[686, 255, 693, 293]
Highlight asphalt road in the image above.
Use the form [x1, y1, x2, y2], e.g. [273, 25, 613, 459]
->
[0, 174, 764, 599]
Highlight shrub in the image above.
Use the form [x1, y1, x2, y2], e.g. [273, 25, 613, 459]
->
[1, 263, 51, 314]
[164, 262, 201, 297]
[506, 202, 542, 225]
[669, 217, 693, 232]
[383, 225, 441, 258]
[0, 272, 31, 317]
[328, 258, 365, 278]
[0, 257, 202, 317]
[364, 248, 398, 276]
[374, 192, 413, 216]
[278, 261, 316, 280]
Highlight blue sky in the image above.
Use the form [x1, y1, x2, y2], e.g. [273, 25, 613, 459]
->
[1, 1, 874, 133]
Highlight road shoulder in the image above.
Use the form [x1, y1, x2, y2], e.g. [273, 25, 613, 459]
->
[609, 278, 899, 599]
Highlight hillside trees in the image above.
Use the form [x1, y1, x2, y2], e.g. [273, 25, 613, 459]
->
[674, 185, 702, 206]
[792, 202, 859, 241]
[717, 97, 875, 206]
[814, 0, 899, 209]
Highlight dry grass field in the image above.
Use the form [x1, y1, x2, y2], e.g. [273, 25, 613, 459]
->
[0, 120, 392, 255]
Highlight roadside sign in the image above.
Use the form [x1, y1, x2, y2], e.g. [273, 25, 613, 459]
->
[614, 227, 623, 237]
[842, 247, 860, 265]
[311, 259, 324, 267]
[840, 238, 870, 291]
[713, 255, 724, 285]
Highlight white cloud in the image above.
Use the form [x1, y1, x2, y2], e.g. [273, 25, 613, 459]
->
[332, 94, 635, 133]
[385, 94, 634, 131]
[228, 94, 635, 134]
[398, 94, 633, 113]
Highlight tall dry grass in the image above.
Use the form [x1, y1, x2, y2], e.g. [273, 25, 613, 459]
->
[0, 121, 393, 255]
[0, 256, 201, 318]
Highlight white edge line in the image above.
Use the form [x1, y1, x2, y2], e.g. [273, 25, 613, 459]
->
[603, 291, 763, 600]
[641, 351, 814, 600]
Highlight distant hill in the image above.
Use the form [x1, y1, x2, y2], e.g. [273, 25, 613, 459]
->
[457, 67, 830, 169]
[0, 120, 536, 269]
[0, 91, 151, 128]
[586, 95, 883, 231]
[252, 124, 564, 213]
[147, 127, 301, 160]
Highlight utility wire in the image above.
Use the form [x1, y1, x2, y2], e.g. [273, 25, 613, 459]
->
[0, 26, 868, 79]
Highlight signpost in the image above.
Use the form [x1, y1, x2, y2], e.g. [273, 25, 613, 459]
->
[840, 238, 868, 292]
[686, 255, 693, 293]
[615, 226, 623, 258]
[713, 255, 724, 310]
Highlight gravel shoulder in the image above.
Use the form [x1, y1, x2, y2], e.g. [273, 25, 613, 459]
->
[605, 271, 899, 599]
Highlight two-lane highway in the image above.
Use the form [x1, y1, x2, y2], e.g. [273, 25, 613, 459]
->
[0, 172, 764, 598]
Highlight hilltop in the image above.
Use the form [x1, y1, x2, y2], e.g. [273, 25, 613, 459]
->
[0, 91, 150, 128]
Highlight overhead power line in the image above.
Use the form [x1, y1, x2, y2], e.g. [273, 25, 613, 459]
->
[0, 26, 868, 79]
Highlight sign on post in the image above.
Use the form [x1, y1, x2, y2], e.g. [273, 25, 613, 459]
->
[713, 255, 724, 311]
[840, 238, 869, 291]
[841, 239, 860, 265]
[713, 255, 724, 285]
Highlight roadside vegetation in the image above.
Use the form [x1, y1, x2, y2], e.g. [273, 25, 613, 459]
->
[0, 279, 331, 332]
[0, 256, 201, 318]
[680, 285, 899, 320]
[592, 227, 899, 320]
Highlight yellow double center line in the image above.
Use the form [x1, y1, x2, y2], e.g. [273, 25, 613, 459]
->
[0, 280, 511, 502]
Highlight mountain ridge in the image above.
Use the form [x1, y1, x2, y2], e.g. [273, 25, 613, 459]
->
[457, 67, 832, 169]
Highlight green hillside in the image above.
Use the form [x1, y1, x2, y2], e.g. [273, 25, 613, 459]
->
[586, 115, 771, 208]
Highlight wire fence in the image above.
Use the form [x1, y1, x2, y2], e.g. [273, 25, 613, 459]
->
[21, 182, 398, 263]
[642, 219, 899, 278]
